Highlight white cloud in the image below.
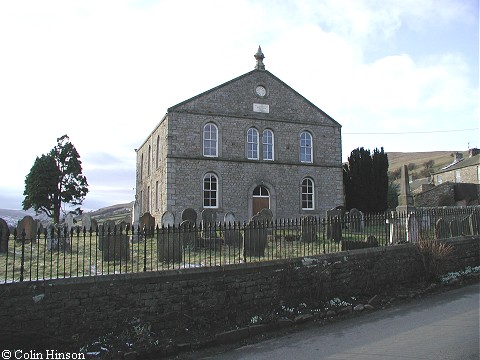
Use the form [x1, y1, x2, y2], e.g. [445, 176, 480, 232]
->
[0, 0, 477, 210]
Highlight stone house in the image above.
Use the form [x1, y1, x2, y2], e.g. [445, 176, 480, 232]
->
[134, 47, 343, 224]
[414, 149, 480, 207]
[433, 149, 480, 185]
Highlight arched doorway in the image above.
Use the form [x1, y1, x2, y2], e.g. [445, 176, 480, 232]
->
[252, 185, 270, 215]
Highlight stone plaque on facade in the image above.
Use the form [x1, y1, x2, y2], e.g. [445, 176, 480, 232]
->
[253, 103, 269, 113]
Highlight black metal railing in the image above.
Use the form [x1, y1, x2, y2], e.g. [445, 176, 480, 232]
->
[1, 206, 478, 283]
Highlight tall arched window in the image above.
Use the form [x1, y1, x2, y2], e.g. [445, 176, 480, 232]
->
[301, 178, 314, 210]
[300, 131, 313, 163]
[203, 123, 218, 157]
[262, 129, 274, 160]
[203, 173, 218, 208]
[156, 135, 160, 168]
[247, 128, 259, 160]
[147, 145, 151, 176]
[140, 153, 144, 181]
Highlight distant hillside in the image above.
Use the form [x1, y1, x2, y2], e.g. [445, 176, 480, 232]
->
[387, 151, 468, 178]
[0, 202, 133, 228]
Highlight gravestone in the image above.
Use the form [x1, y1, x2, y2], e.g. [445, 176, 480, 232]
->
[64, 213, 74, 232]
[223, 212, 242, 246]
[420, 213, 431, 232]
[434, 218, 449, 240]
[100, 233, 130, 262]
[406, 212, 419, 243]
[365, 235, 378, 247]
[181, 208, 197, 224]
[301, 216, 317, 243]
[348, 208, 363, 233]
[325, 208, 343, 242]
[161, 211, 175, 227]
[99, 220, 116, 250]
[200, 209, 218, 248]
[244, 211, 271, 257]
[17, 216, 38, 241]
[460, 216, 470, 236]
[46, 224, 71, 252]
[158, 221, 184, 262]
[139, 212, 155, 235]
[132, 199, 139, 228]
[82, 214, 92, 231]
[0, 218, 9, 253]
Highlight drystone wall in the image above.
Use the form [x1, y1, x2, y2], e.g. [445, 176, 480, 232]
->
[0, 237, 477, 352]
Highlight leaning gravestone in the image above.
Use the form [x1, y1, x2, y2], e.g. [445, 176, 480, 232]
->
[0, 218, 9, 253]
[434, 218, 449, 240]
[17, 216, 38, 241]
[181, 208, 197, 224]
[301, 215, 317, 243]
[244, 210, 271, 257]
[223, 213, 242, 246]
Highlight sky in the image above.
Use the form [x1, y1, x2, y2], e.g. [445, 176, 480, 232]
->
[0, 0, 478, 212]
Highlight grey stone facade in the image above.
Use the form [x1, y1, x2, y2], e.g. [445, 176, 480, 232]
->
[136, 48, 343, 223]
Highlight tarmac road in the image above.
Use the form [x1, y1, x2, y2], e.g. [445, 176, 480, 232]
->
[198, 283, 479, 360]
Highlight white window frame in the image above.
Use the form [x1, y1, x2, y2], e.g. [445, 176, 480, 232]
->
[247, 128, 259, 160]
[300, 131, 313, 163]
[301, 177, 315, 210]
[262, 129, 274, 161]
[203, 123, 218, 157]
[455, 170, 461, 183]
[203, 173, 219, 208]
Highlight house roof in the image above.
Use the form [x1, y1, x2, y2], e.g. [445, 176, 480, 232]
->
[433, 154, 480, 174]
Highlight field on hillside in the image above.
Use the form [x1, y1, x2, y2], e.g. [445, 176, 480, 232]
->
[387, 150, 467, 177]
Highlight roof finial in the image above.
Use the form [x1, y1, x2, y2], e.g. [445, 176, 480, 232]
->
[254, 45, 265, 70]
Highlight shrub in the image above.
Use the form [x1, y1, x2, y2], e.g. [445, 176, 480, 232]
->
[416, 237, 453, 282]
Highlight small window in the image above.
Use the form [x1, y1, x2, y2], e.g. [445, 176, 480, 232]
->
[247, 128, 259, 160]
[203, 123, 218, 157]
[300, 131, 313, 163]
[203, 173, 218, 208]
[262, 129, 274, 160]
[437, 175, 443, 184]
[301, 178, 314, 210]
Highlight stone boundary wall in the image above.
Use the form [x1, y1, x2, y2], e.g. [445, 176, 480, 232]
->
[0, 238, 478, 352]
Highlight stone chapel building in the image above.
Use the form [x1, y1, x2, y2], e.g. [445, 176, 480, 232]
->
[135, 47, 343, 224]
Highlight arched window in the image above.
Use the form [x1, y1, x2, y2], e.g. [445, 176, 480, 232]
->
[300, 131, 313, 163]
[247, 128, 259, 160]
[262, 129, 274, 160]
[203, 173, 218, 208]
[203, 123, 218, 157]
[140, 153, 144, 181]
[301, 178, 314, 210]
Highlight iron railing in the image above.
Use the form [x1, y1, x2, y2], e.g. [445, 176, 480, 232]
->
[1, 207, 478, 283]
